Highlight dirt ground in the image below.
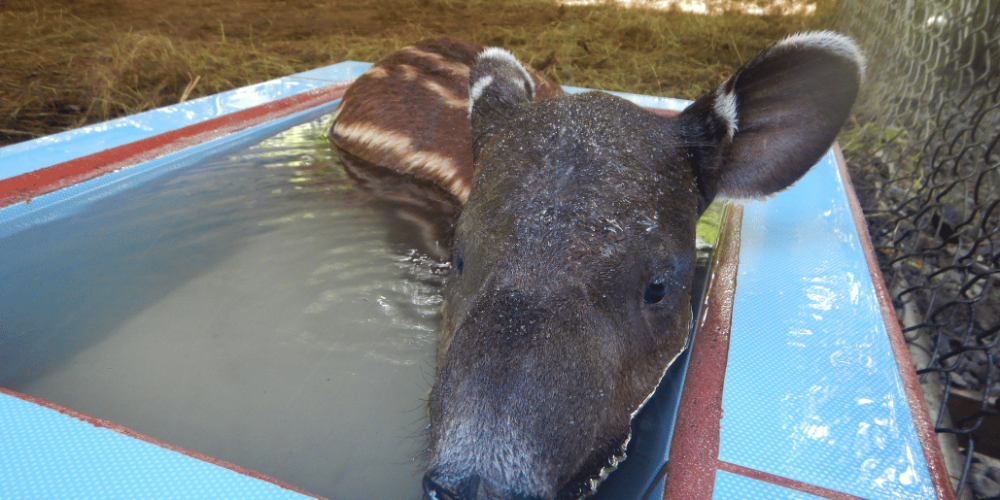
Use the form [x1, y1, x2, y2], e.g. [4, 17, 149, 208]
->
[0, 0, 838, 146]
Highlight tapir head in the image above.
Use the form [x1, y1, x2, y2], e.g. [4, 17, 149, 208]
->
[423, 32, 864, 500]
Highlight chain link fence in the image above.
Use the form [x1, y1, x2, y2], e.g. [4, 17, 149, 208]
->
[836, 0, 1000, 498]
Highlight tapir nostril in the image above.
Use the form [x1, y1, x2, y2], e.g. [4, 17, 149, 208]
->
[422, 474, 454, 500]
[423, 470, 550, 500]
[422, 472, 480, 500]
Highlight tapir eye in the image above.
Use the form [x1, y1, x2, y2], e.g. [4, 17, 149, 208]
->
[454, 250, 464, 275]
[644, 279, 668, 304]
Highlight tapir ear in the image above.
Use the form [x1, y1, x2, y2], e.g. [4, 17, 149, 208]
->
[680, 31, 865, 201]
[469, 47, 535, 162]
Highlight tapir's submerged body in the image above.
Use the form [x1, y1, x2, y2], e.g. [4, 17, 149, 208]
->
[331, 33, 864, 500]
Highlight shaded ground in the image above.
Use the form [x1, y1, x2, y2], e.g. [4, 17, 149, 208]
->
[0, 0, 838, 146]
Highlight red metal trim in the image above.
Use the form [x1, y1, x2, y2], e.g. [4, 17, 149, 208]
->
[0, 387, 333, 500]
[663, 204, 743, 500]
[832, 144, 956, 500]
[0, 82, 352, 209]
[648, 108, 680, 118]
[0, 86, 672, 211]
[717, 461, 870, 500]
[663, 146, 952, 500]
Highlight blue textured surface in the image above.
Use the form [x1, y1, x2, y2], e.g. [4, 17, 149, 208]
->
[0, 393, 314, 500]
[719, 154, 936, 499]
[562, 85, 690, 111]
[713, 471, 828, 500]
[0, 62, 371, 181]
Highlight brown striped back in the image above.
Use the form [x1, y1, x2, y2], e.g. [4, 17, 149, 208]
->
[330, 36, 562, 204]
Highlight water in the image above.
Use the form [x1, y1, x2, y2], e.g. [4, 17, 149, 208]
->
[0, 113, 711, 500]
[0, 115, 443, 500]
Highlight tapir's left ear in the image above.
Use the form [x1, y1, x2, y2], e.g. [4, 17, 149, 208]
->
[680, 31, 865, 201]
[468, 47, 536, 162]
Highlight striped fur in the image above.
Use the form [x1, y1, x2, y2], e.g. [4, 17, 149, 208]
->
[330, 36, 562, 204]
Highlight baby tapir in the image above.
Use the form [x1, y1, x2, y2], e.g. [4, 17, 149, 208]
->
[330, 32, 864, 500]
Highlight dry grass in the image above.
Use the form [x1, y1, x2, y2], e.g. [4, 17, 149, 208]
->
[0, 0, 839, 146]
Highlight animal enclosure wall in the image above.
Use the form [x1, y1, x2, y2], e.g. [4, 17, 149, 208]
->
[838, 0, 1000, 498]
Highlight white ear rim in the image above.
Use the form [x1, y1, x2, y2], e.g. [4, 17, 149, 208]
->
[478, 47, 535, 90]
[775, 30, 867, 80]
[713, 83, 739, 140]
[469, 75, 495, 111]
[467, 47, 536, 117]
[709, 30, 864, 142]
[478, 47, 522, 64]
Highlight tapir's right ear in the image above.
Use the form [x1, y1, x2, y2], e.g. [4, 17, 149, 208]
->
[468, 48, 536, 162]
[679, 31, 865, 202]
